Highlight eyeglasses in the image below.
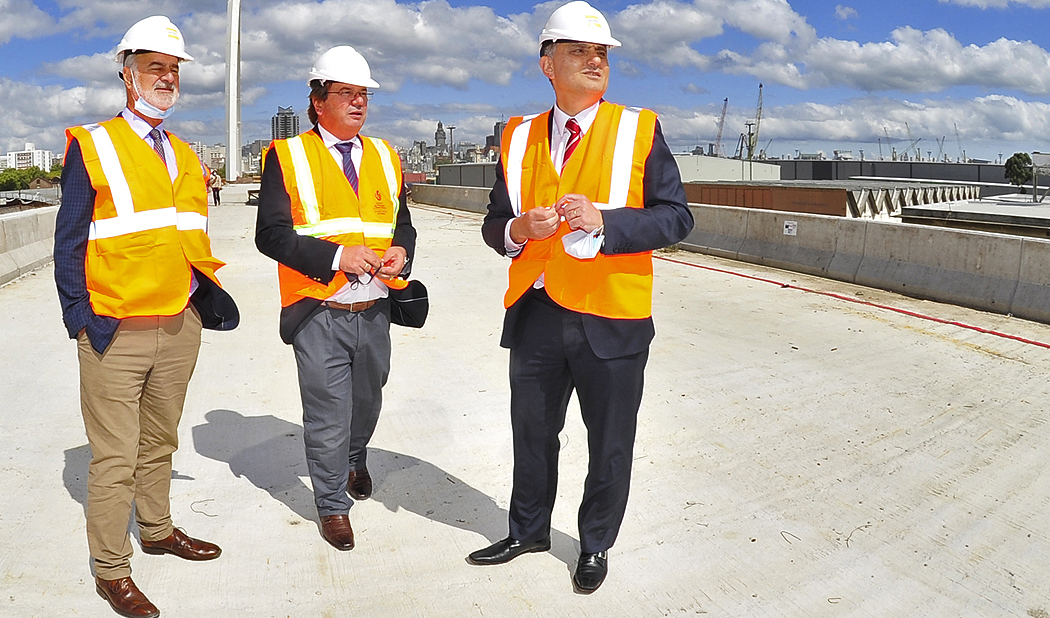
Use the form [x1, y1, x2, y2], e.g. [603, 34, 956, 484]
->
[349, 265, 377, 289]
[330, 88, 373, 102]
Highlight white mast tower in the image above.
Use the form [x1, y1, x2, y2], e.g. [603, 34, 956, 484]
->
[224, 0, 241, 181]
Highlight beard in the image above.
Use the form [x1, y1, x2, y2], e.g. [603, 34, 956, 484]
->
[132, 71, 179, 110]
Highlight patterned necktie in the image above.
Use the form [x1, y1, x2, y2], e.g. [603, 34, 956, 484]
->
[334, 141, 359, 194]
[562, 118, 581, 171]
[148, 128, 166, 164]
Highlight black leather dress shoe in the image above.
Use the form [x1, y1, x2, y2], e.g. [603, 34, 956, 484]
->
[572, 551, 608, 594]
[467, 536, 551, 565]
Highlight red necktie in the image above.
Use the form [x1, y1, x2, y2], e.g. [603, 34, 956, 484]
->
[562, 118, 581, 171]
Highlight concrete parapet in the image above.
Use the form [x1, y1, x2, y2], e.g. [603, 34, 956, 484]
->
[0, 207, 57, 286]
[1011, 239, 1050, 323]
[410, 184, 490, 214]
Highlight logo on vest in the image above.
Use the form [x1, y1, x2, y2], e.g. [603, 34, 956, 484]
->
[373, 190, 388, 215]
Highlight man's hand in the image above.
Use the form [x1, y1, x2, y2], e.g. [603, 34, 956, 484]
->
[509, 206, 561, 243]
[555, 194, 603, 233]
[339, 245, 382, 276]
[376, 246, 408, 280]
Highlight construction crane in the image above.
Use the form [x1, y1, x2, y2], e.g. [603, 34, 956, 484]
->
[936, 136, 946, 161]
[878, 137, 884, 160]
[954, 123, 965, 163]
[714, 98, 728, 157]
[745, 84, 763, 160]
[905, 122, 917, 160]
[884, 127, 896, 161]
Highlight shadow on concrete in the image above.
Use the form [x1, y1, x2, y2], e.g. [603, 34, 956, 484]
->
[191, 409, 316, 523]
[62, 444, 91, 516]
[190, 409, 577, 566]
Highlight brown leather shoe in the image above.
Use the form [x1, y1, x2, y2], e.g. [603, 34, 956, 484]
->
[95, 576, 160, 618]
[320, 514, 355, 550]
[347, 468, 372, 500]
[141, 527, 221, 561]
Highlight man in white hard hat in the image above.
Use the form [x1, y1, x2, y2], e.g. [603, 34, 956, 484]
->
[255, 45, 416, 551]
[54, 14, 238, 618]
[469, 0, 693, 593]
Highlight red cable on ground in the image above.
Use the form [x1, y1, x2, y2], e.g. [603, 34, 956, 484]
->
[655, 255, 1050, 351]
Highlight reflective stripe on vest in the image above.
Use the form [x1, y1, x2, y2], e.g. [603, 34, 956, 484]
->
[505, 108, 641, 216]
[285, 134, 398, 239]
[83, 123, 209, 241]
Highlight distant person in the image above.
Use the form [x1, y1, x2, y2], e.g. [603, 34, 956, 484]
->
[53, 15, 239, 618]
[209, 170, 223, 205]
[469, 1, 693, 594]
[255, 46, 416, 551]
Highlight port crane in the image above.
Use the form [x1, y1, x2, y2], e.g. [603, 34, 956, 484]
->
[714, 98, 728, 157]
[745, 84, 763, 160]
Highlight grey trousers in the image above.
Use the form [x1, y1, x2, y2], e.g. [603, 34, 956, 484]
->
[292, 301, 391, 516]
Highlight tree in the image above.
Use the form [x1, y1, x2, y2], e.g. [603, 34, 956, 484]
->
[1005, 152, 1032, 193]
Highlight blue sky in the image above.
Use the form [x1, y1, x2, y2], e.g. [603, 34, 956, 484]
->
[1, 0, 1049, 163]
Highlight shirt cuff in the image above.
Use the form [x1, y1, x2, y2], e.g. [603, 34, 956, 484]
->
[505, 218, 526, 258]
[332, 245, 343, 271]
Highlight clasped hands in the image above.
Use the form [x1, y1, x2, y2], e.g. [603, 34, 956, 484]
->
[509, 193, 603, 244]
[339, 245, 406, 280]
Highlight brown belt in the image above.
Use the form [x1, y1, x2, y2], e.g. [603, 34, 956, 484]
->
[321, 299, 379, 312]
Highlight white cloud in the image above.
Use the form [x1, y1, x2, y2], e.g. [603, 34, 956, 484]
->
[0, 0, 55, 44]
[835, 5, 858, 19]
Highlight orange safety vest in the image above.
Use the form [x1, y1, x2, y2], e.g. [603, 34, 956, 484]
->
[501, 101, 657, 319]
[66, 117, 225, 319]
[270, 130, 407, 307]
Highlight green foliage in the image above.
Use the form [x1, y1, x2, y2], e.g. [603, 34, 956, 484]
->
[0, 166, 50, 191]
[1005, 152, 1033, 188]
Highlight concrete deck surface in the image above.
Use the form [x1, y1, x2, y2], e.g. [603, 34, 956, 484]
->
[4, 185, 1050, 617]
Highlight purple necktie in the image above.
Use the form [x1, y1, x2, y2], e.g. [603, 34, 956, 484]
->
[562, 118, 581, 171]
[334, 141, 359, 194]
[148, 128, 166, 164]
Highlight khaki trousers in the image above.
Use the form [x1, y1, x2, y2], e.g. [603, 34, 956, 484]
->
[77, 307, 201, 580]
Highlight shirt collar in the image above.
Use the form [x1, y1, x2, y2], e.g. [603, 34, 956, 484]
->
[121, 107, 164, 140]
[317, 123, 360, 150]
[552, 100, 601, 141]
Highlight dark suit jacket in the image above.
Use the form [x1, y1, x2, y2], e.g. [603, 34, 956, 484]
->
[481, 113, 693, 359]
[255, 128, 417, 344]
[55, 135, 239, 355]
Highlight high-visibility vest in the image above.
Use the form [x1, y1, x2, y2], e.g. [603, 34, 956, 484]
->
[501, 101, 657, 319]
[66, 117, 225, 319]
[270, 130, 407, 307]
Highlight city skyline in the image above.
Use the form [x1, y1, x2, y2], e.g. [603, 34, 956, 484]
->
[1, 0, 1049, 163]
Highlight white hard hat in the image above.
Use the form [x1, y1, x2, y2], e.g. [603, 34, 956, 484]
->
[308, 46, 380, 89]
[539, 1, 621, 48]
[114, 16, 193, 63]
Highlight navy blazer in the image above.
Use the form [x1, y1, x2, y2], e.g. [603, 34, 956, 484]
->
[55, 137, 239, 355]
[255, 129, 417, 344]
[481, 114, 693, 359]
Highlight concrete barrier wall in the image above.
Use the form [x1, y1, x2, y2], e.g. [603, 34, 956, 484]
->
[683, 203, 1050, 323]
[408, 186, 1050, 324]
[0, 206, 57, 286]
[410, 184, 490, 214]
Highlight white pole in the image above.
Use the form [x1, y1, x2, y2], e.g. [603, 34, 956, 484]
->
[225, 0, 241, 182]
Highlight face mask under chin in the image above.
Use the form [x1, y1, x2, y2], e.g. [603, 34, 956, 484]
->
[131, 72, 179, 120]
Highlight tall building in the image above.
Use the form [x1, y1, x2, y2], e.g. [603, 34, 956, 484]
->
[435, 121, 447, 154]
[271, 106, 299, 140]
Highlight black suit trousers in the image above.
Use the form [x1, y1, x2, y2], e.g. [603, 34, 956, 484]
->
[507, 290, 648, 553]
